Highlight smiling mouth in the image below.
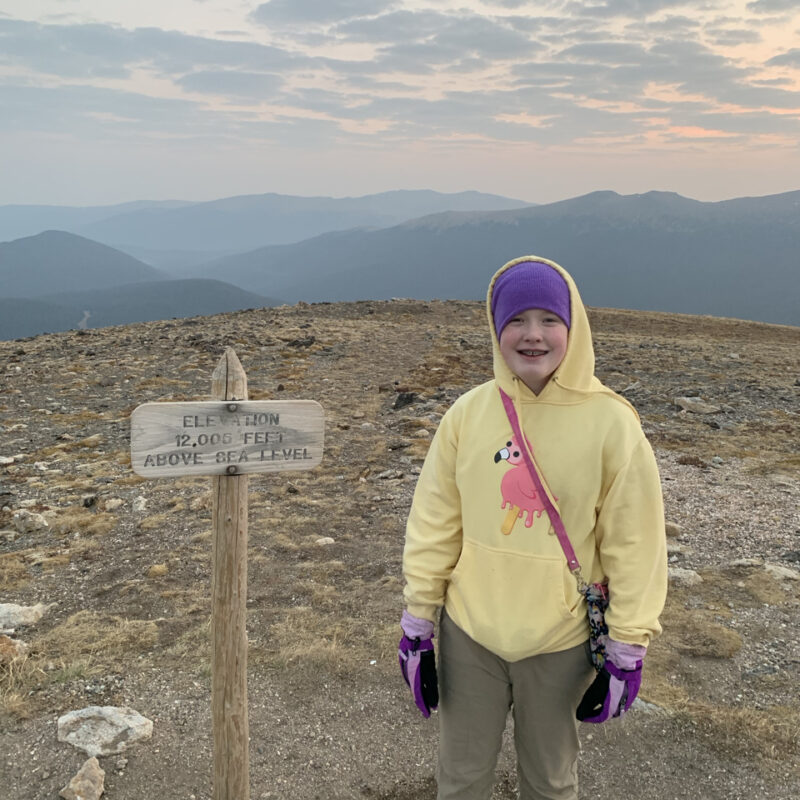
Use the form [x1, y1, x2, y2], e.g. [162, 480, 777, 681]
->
[519, 350, 547, 357]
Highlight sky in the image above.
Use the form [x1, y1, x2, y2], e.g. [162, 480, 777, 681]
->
[1, 0, 799, 206]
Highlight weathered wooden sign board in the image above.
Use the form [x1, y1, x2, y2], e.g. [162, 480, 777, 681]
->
[129, 348, 326, 800]
[130, 400, 324, 477]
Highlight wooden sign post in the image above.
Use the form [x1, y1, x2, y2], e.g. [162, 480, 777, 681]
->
[130, 348, 324, 800]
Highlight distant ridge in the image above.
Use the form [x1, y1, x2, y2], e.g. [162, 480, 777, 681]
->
[0, 200, 192, 243]
[0, 230, 166, 297]
[196, 190, 800, 326]
[1, 189, 797, 333]
[0, 297, 79, 340]
[0, 190, 532, 265]
[40, 279, 277, 329]
[0, 231, 278, 339]
[0, 279, 276, 340]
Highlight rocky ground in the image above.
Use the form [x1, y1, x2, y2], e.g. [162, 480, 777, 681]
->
[1, 300, 798, 800]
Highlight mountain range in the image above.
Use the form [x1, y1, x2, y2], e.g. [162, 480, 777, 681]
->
[0, 190, 530, 270]
[193, 189, 800, 325]
[0, 188, 797, 340]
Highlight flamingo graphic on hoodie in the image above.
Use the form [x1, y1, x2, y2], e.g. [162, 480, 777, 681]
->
[494, 434, 548, 534]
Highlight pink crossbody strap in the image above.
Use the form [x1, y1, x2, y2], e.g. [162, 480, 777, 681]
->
[498, 388, 582, 574]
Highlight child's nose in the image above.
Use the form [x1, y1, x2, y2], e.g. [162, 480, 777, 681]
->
[522, 323, 543, 340]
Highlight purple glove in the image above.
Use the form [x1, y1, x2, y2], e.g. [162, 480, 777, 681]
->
[398, 610, 439, 718]
[576, 638, 645, 723]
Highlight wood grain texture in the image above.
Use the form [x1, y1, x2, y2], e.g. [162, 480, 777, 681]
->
[130, 399, 324, 477]
[210, 348, 250, 800]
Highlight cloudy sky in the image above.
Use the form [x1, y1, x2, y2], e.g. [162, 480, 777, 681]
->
[1, 0, 799, 205]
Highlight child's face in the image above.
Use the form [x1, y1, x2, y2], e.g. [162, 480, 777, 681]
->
[499, 308, 568, 395]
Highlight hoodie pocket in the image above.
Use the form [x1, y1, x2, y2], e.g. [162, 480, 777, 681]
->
[447, 540, 583, 658]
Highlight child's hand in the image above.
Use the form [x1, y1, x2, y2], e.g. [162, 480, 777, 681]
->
[576, 639, 645, 723]
[398, 610, 439, 718]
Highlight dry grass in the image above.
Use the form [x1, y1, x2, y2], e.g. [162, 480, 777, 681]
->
[50, 507, 116, 537]
[254, 606, 359, 676]
[48, 409, 107, 423]
[680, 702, 800, 763]
[113, 473, 147, 486]
[136, 376, 192, 390]
[0, 552, 30, 591]
[37, 611, 159, 660]
[0, 654, 40, 719]
[642, 573, 799, 766]
[0, 612, 159, 720]
[697, 564, 794, 609]
[166, 496, 187, 513]
[162, 621, 211, 666]
[139, 513, 172, 531]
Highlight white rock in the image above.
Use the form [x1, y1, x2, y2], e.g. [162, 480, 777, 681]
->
[0, 456, 14, 466]
[104, 498, 124, 511]
[0, 602, 52, 629]
[632, 698, 664, 714]
[674, 397, 721, 414]
[667, 542, 690, 555]
[668, 567, 703, 587]
[57, 706, 153, 757]
[727, 558, 763, 568]
[132, 496, 147, 512]
[12, 509, 49, 533]
[765, 563, 799, 582]
[315, 537, 335, 546]
[59, 756, 105, 800]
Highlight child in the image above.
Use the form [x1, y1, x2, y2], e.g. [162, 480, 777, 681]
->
[398, 257, 668, 800]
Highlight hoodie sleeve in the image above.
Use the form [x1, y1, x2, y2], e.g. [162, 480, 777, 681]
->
[595, 436, 668, 648]
[402, 407, 464, 622]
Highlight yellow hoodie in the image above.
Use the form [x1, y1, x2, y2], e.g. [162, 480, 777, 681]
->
[402, 256, 668, 661]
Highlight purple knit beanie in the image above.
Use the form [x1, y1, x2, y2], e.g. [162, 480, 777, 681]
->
[491, 261, 571, 336]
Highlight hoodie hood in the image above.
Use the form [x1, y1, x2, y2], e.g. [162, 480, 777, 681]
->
[487, 256, 632, 410]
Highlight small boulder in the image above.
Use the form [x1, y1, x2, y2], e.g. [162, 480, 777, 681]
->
[632, 698, 664, 714]
[315, 537, 335, 546]
[668, 567, 703, 587]
[764, 563, 799, 582]
[0, 602, 52, 630]
[60, 756, 105, 800]
[57, 706, 153, 757]
[674, 397, 721, 414]
[12, 509, 49, 533]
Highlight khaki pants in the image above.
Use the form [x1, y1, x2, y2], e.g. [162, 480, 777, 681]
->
[437, 611, 594, 800]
